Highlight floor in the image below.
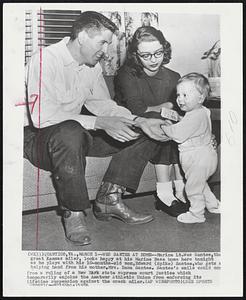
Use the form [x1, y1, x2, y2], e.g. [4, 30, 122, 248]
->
[22, 186, 220, 252]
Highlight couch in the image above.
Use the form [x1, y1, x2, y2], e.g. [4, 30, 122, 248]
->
[22, 76, 220, 212]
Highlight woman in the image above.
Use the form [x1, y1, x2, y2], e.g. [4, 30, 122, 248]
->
[114, 26, 189, 216]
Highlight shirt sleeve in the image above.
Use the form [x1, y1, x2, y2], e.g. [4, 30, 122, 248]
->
[114, 68, 148, 115]
[84, 65, 135, 120]
[26, 50, 97, 129]
[162, 109, 207, 143]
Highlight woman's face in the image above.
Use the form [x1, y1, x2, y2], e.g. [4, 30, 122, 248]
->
[137, 40, 164, 75]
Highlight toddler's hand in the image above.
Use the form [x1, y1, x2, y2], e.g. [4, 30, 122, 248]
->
[162, 119, 173, 126]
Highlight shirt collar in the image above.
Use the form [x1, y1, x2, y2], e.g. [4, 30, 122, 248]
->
[58, 36, 79, 67]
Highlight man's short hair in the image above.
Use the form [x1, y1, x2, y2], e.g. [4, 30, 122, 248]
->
[70, 11, 118, 40]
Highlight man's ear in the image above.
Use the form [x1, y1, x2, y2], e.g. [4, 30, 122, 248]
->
[77, 31, 88, 45]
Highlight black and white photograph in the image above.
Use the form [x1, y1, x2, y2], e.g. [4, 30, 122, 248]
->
[22, 7, 221, 252]
[3, 2, 243, 297]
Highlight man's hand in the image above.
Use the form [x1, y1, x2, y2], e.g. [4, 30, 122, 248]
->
[95, 116, 140, 142]
[134, 117, 171, 142]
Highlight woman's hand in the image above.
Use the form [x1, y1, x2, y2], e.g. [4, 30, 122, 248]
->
[146, 102, 173, 113]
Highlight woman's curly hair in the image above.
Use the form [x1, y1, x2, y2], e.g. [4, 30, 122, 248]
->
[125, 26, 172, 76]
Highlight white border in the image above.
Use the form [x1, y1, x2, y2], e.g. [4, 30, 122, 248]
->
[3, 3, 243, 296]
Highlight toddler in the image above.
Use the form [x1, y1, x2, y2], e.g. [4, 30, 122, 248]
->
[161, 73, 220, 223]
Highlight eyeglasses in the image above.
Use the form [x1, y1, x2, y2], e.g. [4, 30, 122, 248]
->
[137, 49, 164, 61]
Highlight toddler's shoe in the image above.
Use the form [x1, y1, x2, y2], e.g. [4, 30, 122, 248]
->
[155, 195, 189, 217]
[177, 211, 205, 224]
[207, 200, 221, 214]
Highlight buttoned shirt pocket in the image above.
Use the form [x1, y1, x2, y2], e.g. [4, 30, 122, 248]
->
[54, 74, 86, 112]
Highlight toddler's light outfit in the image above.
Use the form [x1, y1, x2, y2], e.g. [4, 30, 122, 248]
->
[163, 106, 220, 223]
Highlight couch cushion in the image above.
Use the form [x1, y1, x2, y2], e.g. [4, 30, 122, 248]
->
[23, 157, 157, 211]
[23, 156, 113, 198]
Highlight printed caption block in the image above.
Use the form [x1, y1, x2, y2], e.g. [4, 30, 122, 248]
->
[26, 251, 221, 286]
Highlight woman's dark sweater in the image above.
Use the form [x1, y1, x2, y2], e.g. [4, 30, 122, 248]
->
[114, 64, 181, 116]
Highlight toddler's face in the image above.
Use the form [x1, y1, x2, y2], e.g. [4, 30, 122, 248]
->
[176, 81, 203, 112]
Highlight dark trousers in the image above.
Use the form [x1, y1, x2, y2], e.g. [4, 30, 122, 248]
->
[24, 120, 161, 211]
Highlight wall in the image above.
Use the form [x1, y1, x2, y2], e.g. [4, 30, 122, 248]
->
[25, 10, 220, 77]
[159, 13, 220, 76]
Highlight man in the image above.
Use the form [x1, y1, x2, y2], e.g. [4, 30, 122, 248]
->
[24, 11, 170, 246]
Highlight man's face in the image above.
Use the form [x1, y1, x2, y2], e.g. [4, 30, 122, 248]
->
[78, 28, 113, 66]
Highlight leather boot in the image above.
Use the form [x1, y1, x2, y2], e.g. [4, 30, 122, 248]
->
[62, 210, 91, 246]
[93, 182, 154, 225]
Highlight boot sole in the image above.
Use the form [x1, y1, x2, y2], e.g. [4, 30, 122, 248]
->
[94, 212, 154, 225]
[65, 237, 91, 246]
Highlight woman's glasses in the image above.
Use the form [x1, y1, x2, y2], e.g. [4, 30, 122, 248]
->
[137, 49, 164, 61]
